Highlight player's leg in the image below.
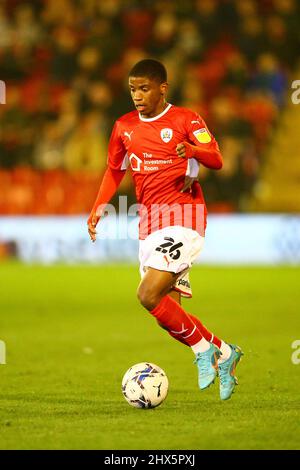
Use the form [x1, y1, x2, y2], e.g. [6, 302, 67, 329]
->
[137, 266, 178, 311]
[161, 290, 189, 346]
[137, 267, 207, 350]
[171, 267, 227, 348]
[164, 291, 213, 350]
[169, 287, 231, 360]
[138, 226, 242, 396]
[137, 267, 211, 352]
[137, 267, 220, 389]
[168, 289, 181, 304]
[167, 288, 243, 399]
[187, 313, 235, 364]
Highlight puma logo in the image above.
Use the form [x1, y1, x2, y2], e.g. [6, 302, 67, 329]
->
[153, 382, 162, 397]
[124, 131, 133, 141]
[191, 120, 201, 125]
[170, 323, 189, 335]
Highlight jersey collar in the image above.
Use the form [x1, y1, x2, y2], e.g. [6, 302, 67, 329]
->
[138, 103, 172, 122]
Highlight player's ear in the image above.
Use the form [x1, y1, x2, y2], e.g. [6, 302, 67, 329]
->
[160, 82, 168, 96]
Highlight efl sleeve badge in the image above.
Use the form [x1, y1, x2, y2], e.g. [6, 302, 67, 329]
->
[193, 128, 212, 144]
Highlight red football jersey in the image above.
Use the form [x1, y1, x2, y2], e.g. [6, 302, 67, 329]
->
[107, 104, 221, 239]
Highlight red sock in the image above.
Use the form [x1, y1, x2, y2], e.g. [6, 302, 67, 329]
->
[151, 295, 203, 347]
[162, 325, 190, 346]
[188, 314, 222, 349]
[166, 313, 222, 349]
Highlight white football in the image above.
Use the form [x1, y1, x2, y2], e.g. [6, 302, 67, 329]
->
[122, 362, 169, 409]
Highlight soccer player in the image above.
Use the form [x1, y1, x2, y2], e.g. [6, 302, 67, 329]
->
[87, 59, 243, 400]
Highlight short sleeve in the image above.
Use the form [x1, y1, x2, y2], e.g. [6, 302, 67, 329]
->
[107, 121, 128, 170]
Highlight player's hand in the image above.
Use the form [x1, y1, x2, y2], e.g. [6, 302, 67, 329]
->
[87, 213, 99, 243]
[176, 141, 194, 159]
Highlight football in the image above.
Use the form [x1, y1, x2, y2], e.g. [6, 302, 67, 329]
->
[122, 362, 169, 409]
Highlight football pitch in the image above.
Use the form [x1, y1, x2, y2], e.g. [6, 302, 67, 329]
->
[0, 263, 299, 450]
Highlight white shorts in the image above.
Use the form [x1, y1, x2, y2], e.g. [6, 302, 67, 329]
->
[139, 226, 204, 298]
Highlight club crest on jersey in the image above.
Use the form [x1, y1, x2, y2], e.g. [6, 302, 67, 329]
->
[160, 128, 173, 143]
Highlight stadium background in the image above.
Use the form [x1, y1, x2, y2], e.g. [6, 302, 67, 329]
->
[0, 0, 300, 451]
[1, 0, 300, 263]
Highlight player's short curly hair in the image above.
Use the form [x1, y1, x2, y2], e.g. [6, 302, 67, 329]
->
[129, 59, 167, 83]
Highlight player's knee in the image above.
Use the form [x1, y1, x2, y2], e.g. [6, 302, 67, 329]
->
[137, 285, 160, 311]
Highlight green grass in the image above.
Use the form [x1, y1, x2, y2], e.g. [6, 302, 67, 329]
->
[0, 263, 299, 450]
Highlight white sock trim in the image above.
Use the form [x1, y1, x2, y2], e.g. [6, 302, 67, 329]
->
[191, 337, 210, 354]
[218, 341, 232, 363]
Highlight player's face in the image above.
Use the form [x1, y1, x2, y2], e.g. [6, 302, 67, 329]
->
[129, 76, 168, 118]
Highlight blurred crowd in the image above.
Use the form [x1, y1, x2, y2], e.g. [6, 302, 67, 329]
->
[0, 0, 299, 214]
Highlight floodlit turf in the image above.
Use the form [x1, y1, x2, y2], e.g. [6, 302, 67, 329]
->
[0, 263, 299, 450]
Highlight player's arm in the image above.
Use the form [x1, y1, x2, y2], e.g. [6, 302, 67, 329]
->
[87, 167, 126, 242]
[176, 141, 222, 169]
[176, 114, 223, 170]
[87, 120, 128, 242]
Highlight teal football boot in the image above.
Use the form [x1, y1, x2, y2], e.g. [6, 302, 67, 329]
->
[194, 343, 221, 390]
[218, 344, 243, 400]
